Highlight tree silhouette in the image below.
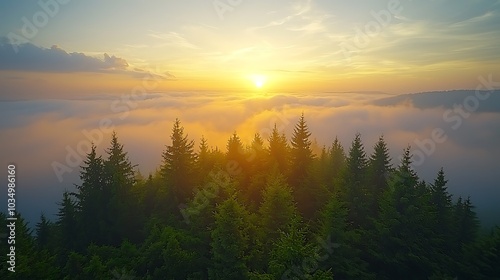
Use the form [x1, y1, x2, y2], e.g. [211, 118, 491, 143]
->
[161, 118, 197, 212]
[367, 135, 392, 218]
[267, 124, 289, 176]
[8, 116, 492, 279]
[340, 133, 369, 229]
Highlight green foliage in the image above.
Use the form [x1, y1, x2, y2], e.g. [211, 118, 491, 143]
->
[459, 226, 500, 279]
[329, 137, 346, 188]
[161, 118, 197, 204]
[56, 191, 79, 252]
[74, 143, 105, 246]
[35, 213, 51, 248]
[367, 135, 392, 217]
[289, 113, 314, 188]
[340, 133, 370, 229]
[209, 196, 250, 280]
[259, 175, 298, 240]
[9, 116, 493, 279]
[268, 124, 289, 175]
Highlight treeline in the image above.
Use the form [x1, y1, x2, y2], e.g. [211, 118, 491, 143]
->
[1, 115, 499, 279]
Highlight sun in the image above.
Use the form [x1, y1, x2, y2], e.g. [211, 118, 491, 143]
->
[252, 75, 267, 89]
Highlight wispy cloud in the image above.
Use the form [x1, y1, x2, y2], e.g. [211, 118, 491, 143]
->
[148, 31, 200, 50]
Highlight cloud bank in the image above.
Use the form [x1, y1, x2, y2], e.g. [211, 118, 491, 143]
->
[0, 41, 173, 81]
[0, 41, 126, 71]
[1, 90, 499, 228]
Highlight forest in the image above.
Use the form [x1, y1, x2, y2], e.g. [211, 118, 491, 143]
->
[1, 115, 499, 279]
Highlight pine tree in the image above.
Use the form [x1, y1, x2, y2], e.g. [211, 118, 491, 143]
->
[209, 196, 250, 280]
[267, 124, 289, 176]
[459, 226, 500, 279]
[451, 196, 480, 278]
[326, 136, 346, 193]
[0, 214, 58, 279]
[35, 213, 52, 249]
[340, 133, 369, 229]
[161, 118, 197, 204]
[430, 168, 453, 237]
[246, 133, 268, 207]
[104, 131, 142, 245]
[197, 135, 212, 184]
[268, 222, 334, 280]
[209, 146, 226, 171]
[429, 168, 454, 274]
[56, 191, 79, 252]
[319, 194, 373, 279]
[330, 137, 345, 175]
[259, 175, 299, 245]
[367, 135, 392, 217]
[105, 131, 136, 190]
[141, 173, 161, 217]
[226, 132, 247, 177]
[289, 114, 323, 219]
[454, 196, 480, 248]
[249, 133, 266, 174]
[74, 143, 105, 245]
[316, 145, 331, 187]
[289, 113, 314, 188]
[139, 225, 204, 279]
[374, 147, 437, 279]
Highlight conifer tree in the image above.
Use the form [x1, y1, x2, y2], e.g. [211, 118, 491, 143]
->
[375, 147, 437, 279]
[289, 114, 324, 219]
[289, 113, 314, 188]
[161, 119, 196, 204]
[316, 145, 331, 187]
[459, 226, 500, 279]
[74, 143, 105, 245]
[35, 213, 52, 249]
[319, 194, 372, 279]
[330, 137, 346, 175]
[197, 135, 212, 184]
[209, 196, 250, 280]
[141, 173, 161, 217]
[430, 168, 453, 237]
[340, 133, 369, 229]
[367, 135, 392, 217]
[4, 115, 492, 279]
[249, 133, 266, 173]
[226, 132, 247, 177]
[100, 132, 144, 244]
[0, 214, 59, 279]
[56, 191, 79, 252]
[259, 175, 299, 246]
[326, 136, 346, 193]
[428, 168, 455, 273]
[268, 124, 289, 175]
[454, 196, 480, 248]
[246, 133, 268, 207]
[105, 131, 136, 190]
[268, 222, 334, 280]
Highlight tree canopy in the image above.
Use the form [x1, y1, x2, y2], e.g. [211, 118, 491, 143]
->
[1, 116, 496, 279]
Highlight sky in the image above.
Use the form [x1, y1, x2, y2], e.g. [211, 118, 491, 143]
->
[1, 0, 500, 96]
[0, 0, 499, 227]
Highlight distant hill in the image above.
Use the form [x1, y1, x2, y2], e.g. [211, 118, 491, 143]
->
[373, 90, 500, 112]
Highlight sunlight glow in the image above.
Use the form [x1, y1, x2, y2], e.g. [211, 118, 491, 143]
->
[252, 75, 267, 89]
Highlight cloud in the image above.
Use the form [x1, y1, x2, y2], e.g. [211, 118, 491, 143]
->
[0, 41, 172, 79]
[0, 42, 123, 71]
[148, 31, 200, 50]
[2, 91, 499, 229]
